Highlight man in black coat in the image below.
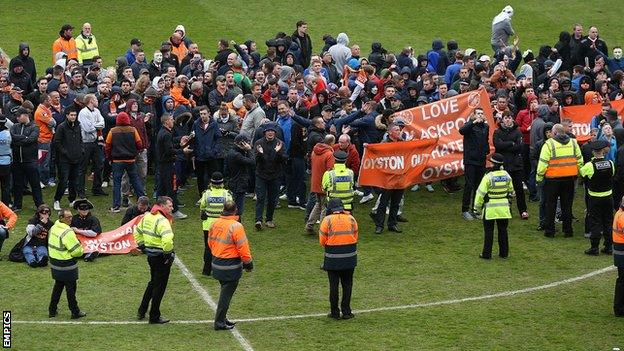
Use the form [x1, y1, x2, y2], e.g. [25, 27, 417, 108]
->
[459, 107, 489, 220]
[226, 134, 255, 219]
[156, 114, 188, 219]
[121, 196, 150, 225]
[291, 20, 312, 68]
[11, 108, 42, 211]
[53, 108, 83, 211]
[579, 26, 608, 69]
[9, 43, 37, 85]
[8, 59, 34, 95]
[493, 113, 528, 218]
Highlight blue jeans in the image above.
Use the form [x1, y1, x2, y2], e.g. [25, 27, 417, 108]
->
[287, 158, 307, 206]
[38, 142, 51, 184]
[112, 162, 145, 208]
[0, 227, 6, 252]
[23, 245, 48, 264]
[255, 176, 279, 222]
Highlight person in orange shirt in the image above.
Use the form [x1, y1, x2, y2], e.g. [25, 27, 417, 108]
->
[170, 75, 195, 108]
[169, 32, 188, 60]
[52, 24, 77, 64]
[208, 201, 253, 330]
[319, 198, 358, 320]
[0, 200, 18, 257]
[34, 93, 56, 186]
[613, 196, 624, 317]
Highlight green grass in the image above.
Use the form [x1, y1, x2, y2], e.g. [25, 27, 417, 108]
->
[2, 1, 624, 350]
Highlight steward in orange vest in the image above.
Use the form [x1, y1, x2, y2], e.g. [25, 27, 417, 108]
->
[208, 201, 253, 330]
[612, 197, 624, 317]
[319, 198, 358, 320]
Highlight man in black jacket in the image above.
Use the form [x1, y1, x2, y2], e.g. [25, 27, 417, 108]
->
[11, 108, 42, 211]
[8, 59, 34, 95]
[459, 107, 490, 220]
[156, 114, 188, 219]
[254, 122, 287, 230]
[226, 134, 255, 219]
[291, 20, 312, 68]
[121, 196, 149, 225]
[53, 108, 83, 211]
[9, 43, 37, 86]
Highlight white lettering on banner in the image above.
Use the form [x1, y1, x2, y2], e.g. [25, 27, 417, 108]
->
[419, 117, 467, 139]
[85, 239, 132, 253]
[421, 160, 464, 179]
[410, 154, 428, 167]
[362, 156, 405, 170]
[420, 98, 460, 120]
[430, 140, 464, 159]
[571, 123, 590, 137]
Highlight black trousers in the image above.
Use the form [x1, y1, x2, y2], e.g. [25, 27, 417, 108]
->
[615, 267, 624, 316]
[509, 170, 527, 213]
[215, 279, 239, 325]
[203, 230, 212, 275]
[327, 268, 354, 316]
[462, 165, 485, 212]
[12, 162, 42, 209]
[543, 179, 574, 236]
[482, 218, 509, 258]
[195, 159, 219, 195]
[54, 162, 80, 202]
[373, 189, 404, 228]
[139, 255, 172, 321]
[49, 279, 79, 314]
[588, 195, 613, 248]
[158, 163, 179, 212]
[77, 142, 103, 196]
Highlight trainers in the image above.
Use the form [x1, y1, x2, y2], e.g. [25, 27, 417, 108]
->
[584, 232, 591, 238]
[101, 181, 108, 188]
[462, 211, 474, 220]
[40, 182, 46, 189]
[53, 201, 61, 211]
[265, 221, 276, 228]
[359, 194, 374, 204]
[410, 184, 420, 191]
[425, 184, 434, 192]
[354, 190, 364, 197]
[47, 181, 56, 187]
[255, 221, 263, 230]
[520, 212, 529, 220]
[109, 207, 120, 213]
[279, 194, 288, 201]
[172, 211, 188, 219]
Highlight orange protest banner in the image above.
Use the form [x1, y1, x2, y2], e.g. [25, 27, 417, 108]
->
[561, 100, 624, 143]
[387, 86, 496, 184]
[77, 215, 143, 254]
[359, 139, 438, 189]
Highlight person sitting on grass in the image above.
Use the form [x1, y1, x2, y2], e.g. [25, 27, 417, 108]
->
[23, 204, 53, 267]
[70, 199, 101, 262]
[121, 196, 150, 225]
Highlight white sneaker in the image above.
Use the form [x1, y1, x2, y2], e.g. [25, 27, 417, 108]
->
[410, 185, 420, 191]
[354, 190, 364, 197]
[64, 189, 69, 195]
[47, 181, 56, 187]
[279, 194, 288, 201]
[425, 184, 434, 192]
[522, 182, 528, 190]
[40, 182, 46, 189]
[53, 201, 61, 211]
[102, 181, 108, 188]
[252, 194, 257, 201]
[172, 211, 188, 219]
[359, 194, 374, 204]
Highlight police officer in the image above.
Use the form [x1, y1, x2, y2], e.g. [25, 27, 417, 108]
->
[319, 199, 358, 320]
[323, 150, 355, 213]
[134, 196, 175, 324]
[473, 153, 514, 259]
[199, 171, 233, 276]
[580, 139, 614, 255]
[536, 123, 583, 237]
[48, 208, 86, 319]
[612, 196, 624, 316]
[208, 201, 253, 330]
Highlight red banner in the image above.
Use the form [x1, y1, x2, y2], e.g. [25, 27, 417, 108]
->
[359, 139, 438, 189]
[387, 86, 496, 184]
[77, 215, 143, 254]
[561, 100, 624, 143]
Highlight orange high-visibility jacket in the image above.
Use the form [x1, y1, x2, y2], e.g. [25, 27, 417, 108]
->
[319, 212, 358, 247]
[52, 37, 77, 63]
[208, 215, 252, 263]
[613, 209, 624, 268]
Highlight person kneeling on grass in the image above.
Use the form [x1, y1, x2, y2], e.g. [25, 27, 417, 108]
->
[23, 204, 53, 267]
[70, 199, 102, 262]
[473, 153, 514, 260]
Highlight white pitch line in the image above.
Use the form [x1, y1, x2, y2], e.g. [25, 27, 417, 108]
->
[173, 255, 255, 351]
[14, 265, 615, 326]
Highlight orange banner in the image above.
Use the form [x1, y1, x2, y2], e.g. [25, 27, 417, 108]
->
[561, 100, 624, 143]
[359, 139, 438, 189]
[77, 215, 143, 254]
[387, 86, 496, 184]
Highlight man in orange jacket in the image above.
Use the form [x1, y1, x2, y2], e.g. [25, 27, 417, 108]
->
[52, 24, 77, 64]
[319, 198, 358, 320]
[613, 196, 624, 316]
[208, 201, 253, 330]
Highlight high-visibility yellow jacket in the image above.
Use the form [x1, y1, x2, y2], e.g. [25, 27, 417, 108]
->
[474, 169, 514, 220]
[199, 187, 233, 231]
[75, 34, 99, 63]
[134, 211, 174, 256]
[322, 163, 354, 210]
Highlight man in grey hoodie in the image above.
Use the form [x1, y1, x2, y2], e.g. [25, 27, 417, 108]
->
[328, 33, 351, 76]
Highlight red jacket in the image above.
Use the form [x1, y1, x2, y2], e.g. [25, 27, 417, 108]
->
[332, 143, 360, 176]
[515, 95, 537, 144]
[310, 143, 335, 193]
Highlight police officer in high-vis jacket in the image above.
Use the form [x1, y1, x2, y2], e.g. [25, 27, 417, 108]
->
[208, 200, 253, 330]
[580, 139, 614, 255]
[319, 198, 358, 320]
[612, 196, 624, 317]
[134, 196, 175, 324]
[323, 150, 355, 212]
[474, 153, 514, 259]
[48, 208, 86, 319]
[199, 172, 233, 276]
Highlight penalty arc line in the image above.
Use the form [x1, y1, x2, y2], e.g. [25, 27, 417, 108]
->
[13, 265, 615, 326]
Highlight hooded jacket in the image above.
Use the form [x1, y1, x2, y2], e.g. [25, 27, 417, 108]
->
[515, 95, 537, 144]
[310, 143, 335, 193]
[493, 123, 523, 172]
[54, 118, 83, 164]
[328, 33, 351, 76]
[9, 43, 36, 85]
[254, 133, 287, 180]
[105, 112, 142, 161]
[491, 5, 514, 47]
[226, 144, 255, 194]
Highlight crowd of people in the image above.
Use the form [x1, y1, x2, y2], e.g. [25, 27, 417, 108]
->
[2, 5, 624, 322]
